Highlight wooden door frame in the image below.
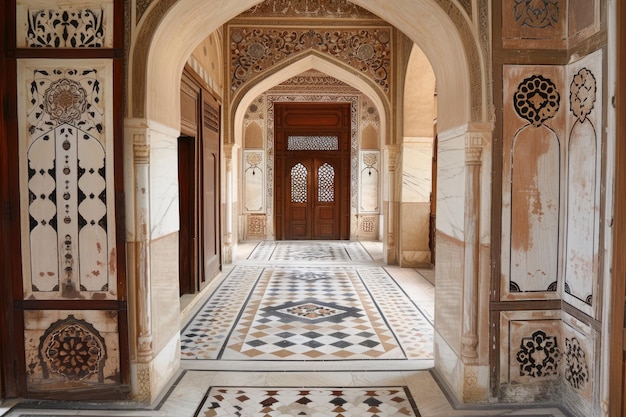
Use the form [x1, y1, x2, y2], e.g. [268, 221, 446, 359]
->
[274, 102, 351, 241]
[1, 0, 23, 397]
[609, 0, 626, 414]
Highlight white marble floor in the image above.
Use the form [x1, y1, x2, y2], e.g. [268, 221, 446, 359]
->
[2, 241, 568, 417]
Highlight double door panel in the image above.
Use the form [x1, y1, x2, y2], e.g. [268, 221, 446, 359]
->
[286, 157, 340, 240]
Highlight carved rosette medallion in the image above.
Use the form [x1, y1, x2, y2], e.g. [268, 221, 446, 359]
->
[514, 74, 560, 127]
[39, 315, 106, 381]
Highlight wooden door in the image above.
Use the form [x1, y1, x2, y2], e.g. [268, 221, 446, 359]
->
[275, 102, 351, 240]
[178, 136, 196, 296]
[200, 96, 221, 289]
[179, 68, 221, 293]
[285, 157, 341, 240]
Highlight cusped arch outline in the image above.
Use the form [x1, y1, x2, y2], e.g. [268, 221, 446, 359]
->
[233, 52, 388, 148]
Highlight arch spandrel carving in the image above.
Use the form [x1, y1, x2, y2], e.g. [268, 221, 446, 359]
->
[131, 0, 489, 129]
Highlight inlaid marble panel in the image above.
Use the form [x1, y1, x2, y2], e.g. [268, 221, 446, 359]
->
[501, 0, 566, 49]
[501, 65, 565, 300]
[18, 59, 116, 300]
[561, 313, 594, 404]
[16, 0, 114, 48]
[24, 310, 120, 388]
[360, 151, 379, 213]
[563, 50, 602, 317]
[243, 150, 266, 212]
[499, 311, 562, 386]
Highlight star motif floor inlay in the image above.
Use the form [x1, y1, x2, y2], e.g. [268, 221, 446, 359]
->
[181, 242, 434, 363]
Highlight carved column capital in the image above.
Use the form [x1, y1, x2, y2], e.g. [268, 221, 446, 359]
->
[133, 143, 150, 165]
[465, 134, 484, 165]
[465, 146, 483, 165]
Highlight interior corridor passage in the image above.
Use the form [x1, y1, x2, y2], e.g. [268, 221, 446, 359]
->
[3, 242, 567, 417]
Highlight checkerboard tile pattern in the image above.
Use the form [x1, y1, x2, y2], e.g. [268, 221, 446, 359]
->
[194, 387, 420, 416]
[181, 263, 433, 362]
[247, 241, 372, 262]
[181, 266, 264, 359]
[222, 266, 404, 360]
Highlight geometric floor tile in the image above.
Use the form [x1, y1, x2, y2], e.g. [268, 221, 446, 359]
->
[247, 241, 373, 262]
[194, 387, 421, 416]
[181, 242, 433, 363]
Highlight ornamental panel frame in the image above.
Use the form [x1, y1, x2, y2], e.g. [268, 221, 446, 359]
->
[16, 0, 114, 48]
[17, 59, 117, 300]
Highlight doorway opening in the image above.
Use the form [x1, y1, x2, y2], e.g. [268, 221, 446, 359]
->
[274, 102, 351, 240]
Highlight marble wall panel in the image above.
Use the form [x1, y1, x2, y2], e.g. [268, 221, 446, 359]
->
[243, 150, 265, 213]
[563, 50, 603, 317]
[434, 231, 464, 356]
[501, 0, 566, 49]
[24, 310, 120, 388]
[150, 233, 181, 356]
[16, 0, 114, 48]
[499, 311, 562, 404]
[17, 59, 117, 300]
[245, 214, 267, 240]
[501, 65, 565, 300]
[355, 214, 379, 240]
[149, 127, 180, 239]
[359, 151, 380, 213]
[399, 202, 431, 266]
[561, 312, 594, 408]
[568, 0, 600, 41]
[435, 129, 465, 240]
[401, 139, 433, 203]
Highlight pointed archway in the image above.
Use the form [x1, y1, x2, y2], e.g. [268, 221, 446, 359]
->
[128, 0, 492, 404]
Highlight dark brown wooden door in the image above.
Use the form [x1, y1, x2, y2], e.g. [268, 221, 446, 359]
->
[200, 96, 221, 288]
[179, 69, 221, 293]
[275, 102, 351, 240]
[285, 157, 341, 239]
[178, 136, 196, 296]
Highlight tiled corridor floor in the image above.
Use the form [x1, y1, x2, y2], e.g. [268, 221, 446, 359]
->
[2, 241, 567, 416]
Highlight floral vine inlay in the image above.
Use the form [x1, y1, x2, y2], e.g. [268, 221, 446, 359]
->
[570, 68, 597, 122]
[26, 8, 105, 48]
[564, 337, 589, 389]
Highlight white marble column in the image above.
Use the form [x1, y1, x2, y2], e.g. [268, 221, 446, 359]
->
[384, 145, 399, 264]
[223, 144, 233, 264]
[133, 139, 153, 363]
[461, 136, 483, 363]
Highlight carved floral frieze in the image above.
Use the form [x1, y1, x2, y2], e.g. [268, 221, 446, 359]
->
[230, 26, 391, 97]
